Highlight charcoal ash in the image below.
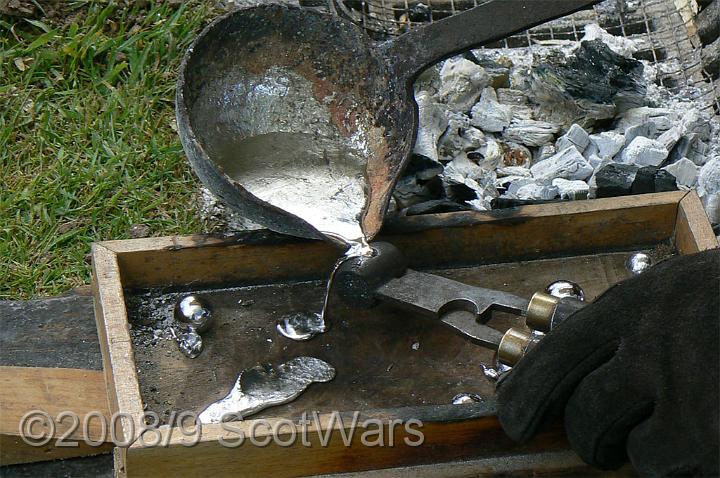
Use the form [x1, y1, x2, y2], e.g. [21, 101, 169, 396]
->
[587, 131, 626, 159]
[197, 187, 264, 233]
[405, 3, 431, 22]
[530, 146, 593, 182]
[414, 91, 449, 162]
[556, 124, 590, 153]
[470, 87, 513, 133]
[390, 22, 720, 225]
[529, 39, 646, 129]
[553, 178, 590, 200]
[503, 119, 560, 147]
[437, 57, 490, 112]
[662, 158, 699, 188]
[437, 112, 486, 161]
[617, 136, 669, 167]
[698, 156, 720, 224]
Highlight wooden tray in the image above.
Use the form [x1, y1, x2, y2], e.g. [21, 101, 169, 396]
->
[92, 191, 716, 478]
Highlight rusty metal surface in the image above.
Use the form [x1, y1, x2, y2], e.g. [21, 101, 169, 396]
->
[176, 0, 600, 242]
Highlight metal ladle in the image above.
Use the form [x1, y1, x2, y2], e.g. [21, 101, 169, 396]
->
[176, 0, 599, 246]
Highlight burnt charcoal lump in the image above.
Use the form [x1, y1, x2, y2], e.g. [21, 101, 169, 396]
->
[630, 166, 678, 194]
[533, 39, 646, 110]
[405, 199, 470, 215]
[595, 163, 639, 198]
[406, 3, 431, 22]
[393, 154, 445, 208]
[654, 169, 679, 192]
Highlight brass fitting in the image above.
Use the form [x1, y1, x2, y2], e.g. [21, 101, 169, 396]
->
[525, 291, 560, 332]
[497, 327, 536, 366]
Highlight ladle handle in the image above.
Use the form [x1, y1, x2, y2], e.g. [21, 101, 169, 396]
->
[381, 0, 602, 83]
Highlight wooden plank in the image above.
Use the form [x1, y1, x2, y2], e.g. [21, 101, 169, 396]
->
[1, 453, 113, 478]
[675, 191, 719, 254]
[108, 192, 684, 290]
[385, 195, 680, 270]
[0, 367, 113, 465]
[91, 244, 145, 445]
[120, 411, 581, 478]
[0, 295, 103, 370]
[318, 450, 636, 477]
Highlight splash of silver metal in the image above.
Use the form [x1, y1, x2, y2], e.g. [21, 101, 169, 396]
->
[451, 393, 483, 404]
[198, 357, 336, 424]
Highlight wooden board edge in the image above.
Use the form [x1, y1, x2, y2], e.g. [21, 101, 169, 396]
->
[0, 366, 113, 465]
[125, 403, 494, 450]
[120, 415, 583, 478]
[100, 193, 685, 290]
[91, 243, 146, 445]
[114, 446, 128, 478]
[384, 192, 688, 233]
[675, 191, 718, 254]
[96, 192, 688, 255]
[0, 434, 112, 466]
[314, 449, 637, 477]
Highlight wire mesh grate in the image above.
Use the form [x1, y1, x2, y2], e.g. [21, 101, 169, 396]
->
[331, 0, 719, 113]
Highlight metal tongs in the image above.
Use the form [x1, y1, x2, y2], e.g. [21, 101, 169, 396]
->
[334, 243, 586, 366]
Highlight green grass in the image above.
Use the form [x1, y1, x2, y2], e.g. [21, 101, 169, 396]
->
[1, 1, 222, 299]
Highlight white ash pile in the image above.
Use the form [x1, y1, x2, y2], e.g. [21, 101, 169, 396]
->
[197, 186, 264, 233]
[397, 24, 720, 225]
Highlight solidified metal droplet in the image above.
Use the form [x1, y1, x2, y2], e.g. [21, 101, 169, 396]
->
[452, 393, 483, 404]
[276, 312, 325, 341]
[177, 328, 203, 358]
[626, 252, 652, 275]
[198, 356, 335, 424]
[481, 361, 512, 382]
[545, 280, 585, 301]
[277, 242, 372, 342]
[174, 295, 213, 333]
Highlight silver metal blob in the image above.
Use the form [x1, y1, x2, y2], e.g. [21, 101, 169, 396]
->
[198, 357, 336, 424]
[452, 393, 483, 404]
[176, 329, 203, 359]
[276, 312, 325, 341]
[626, 252, 653, 275]
[174, 295, 213, 333]
[481, 359, 513, 382]
[545, 280, 585, 301]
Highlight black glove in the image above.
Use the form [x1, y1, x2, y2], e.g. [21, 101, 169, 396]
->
[497, 249, 720, 477]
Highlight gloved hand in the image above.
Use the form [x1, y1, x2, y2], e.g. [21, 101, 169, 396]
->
[497, 249, 719, 477]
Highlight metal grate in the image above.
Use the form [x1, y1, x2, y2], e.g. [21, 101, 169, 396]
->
[331, 0, 720, 113]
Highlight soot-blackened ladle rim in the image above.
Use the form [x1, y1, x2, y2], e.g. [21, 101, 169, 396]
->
[176, 0, 601, 243]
